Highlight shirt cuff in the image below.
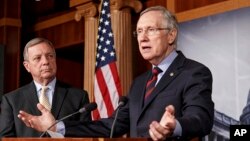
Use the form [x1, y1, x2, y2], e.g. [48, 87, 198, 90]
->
[172, 120, 182, 137]
[56, 121, 66, 135]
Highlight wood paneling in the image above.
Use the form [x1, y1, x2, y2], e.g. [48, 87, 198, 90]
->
[35, 20, 84, 49]
[0, 0, 4, 18]
[70, 0, 92, 7]
[0, 18, 21, 27]
[57, 57, 83, 88]
[176, 0, 250, 22]
[4, 26, 21, 93]
[5, 0, 21, 18]
[142, 0, 167, 9]
[34, 11, 76, 31]
[175, 0, 227, 12]
[0, 27, 3, 43]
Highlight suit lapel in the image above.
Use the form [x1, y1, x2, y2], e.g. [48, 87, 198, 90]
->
[132, 71, 151, 124]
[139, 72, 152, 108]
[51, 82, 67, 119]
[25, 82, 41, 115]
[140, 51, 186, 114]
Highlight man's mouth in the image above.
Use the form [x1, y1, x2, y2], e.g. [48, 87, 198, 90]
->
[42, 69, 51, 72]
[142, 46, 151, 49]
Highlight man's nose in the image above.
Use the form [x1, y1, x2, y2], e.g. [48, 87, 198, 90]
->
[138, 32, 149, 41]
[41, 56, 49, 63]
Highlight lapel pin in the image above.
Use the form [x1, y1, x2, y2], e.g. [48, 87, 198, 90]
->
[170, 72, 174, 76]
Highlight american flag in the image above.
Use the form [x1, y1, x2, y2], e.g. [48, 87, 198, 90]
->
[92, 0, 122, 120]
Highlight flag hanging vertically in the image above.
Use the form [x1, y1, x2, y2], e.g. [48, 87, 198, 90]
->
[92, 0, 122, 120]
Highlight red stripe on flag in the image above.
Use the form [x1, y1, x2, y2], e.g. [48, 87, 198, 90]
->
[92, 98, 100, 120]
[109, 62, 122, 96]
[95, 67, 114, 116]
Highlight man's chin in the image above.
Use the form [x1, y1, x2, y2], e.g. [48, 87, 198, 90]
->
[42, 74, 55, 79]
[142, 55, 153, 61]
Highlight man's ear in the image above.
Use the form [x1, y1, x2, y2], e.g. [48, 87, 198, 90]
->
[23, 61, 31, 73]
[167, 28, 177, 45]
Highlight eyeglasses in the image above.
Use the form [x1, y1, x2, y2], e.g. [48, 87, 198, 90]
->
[133, 27, 169, 37]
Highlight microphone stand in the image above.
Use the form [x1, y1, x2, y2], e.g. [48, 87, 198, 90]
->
[40, 110, 80, 137]
[110, 107, 121, 138]
[109, 96, 128, 138]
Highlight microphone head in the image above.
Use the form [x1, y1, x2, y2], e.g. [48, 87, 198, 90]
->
[118, 96, 128, 107]
[79, 102, 97, 113]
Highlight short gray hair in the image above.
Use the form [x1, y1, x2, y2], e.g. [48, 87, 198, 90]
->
[140, 6, 179, 45]
[23, 37, 56, 61]
[140, 6, 178, 30]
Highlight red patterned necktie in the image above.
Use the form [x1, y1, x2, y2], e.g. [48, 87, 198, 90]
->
[144, 67, 162, 100]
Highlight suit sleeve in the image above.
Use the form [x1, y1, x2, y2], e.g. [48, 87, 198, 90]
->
[78, 90, 92, 122]
[177, 65, 214, 139]
[0, 95, 16, 137]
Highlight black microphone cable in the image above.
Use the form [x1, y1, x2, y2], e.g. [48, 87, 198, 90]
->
[110, 96, 128, 138]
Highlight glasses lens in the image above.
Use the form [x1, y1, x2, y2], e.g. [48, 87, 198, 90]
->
[133, 31, 138, 37]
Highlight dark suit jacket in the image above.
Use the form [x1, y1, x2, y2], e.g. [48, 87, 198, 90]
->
[64, 51, 214, 140]
[0, 81, 91, 137]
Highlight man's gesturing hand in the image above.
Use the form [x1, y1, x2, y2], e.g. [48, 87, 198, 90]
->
[149, 105, 176, 141]
[18, 103, 56, 132]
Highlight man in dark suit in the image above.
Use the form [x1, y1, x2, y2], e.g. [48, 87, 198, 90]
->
[0, 37, 91, 137]
[18, 6, 214, 140]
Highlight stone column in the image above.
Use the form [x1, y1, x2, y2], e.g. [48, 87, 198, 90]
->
[75, 2, 98, 102]
[110, 0, 142, 95]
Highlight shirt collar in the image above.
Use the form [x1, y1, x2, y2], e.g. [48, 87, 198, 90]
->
[153, 50, 178, 73]
[34, 77, 57, 92]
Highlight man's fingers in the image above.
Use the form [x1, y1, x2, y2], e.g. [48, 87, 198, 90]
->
[18, 117, 30, 127]
[18, 111, 31, 127]
[159, 105, 176, 128]
[149, 122, 159, 141]
[149, 129, 157, 141]
[149, 121, 167, 140]
[37, 103, 48, 113]
[29, 120, 35, 128]
[19, 110, 32, 117]
[165, 105, 175, 115]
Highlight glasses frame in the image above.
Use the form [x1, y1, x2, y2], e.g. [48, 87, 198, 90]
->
[133, 27, 169, 37]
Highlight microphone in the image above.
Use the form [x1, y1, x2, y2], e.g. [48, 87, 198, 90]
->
[110, 96, 128, 138]
[117, 96, 128, 107]
[40, 102, 97, 137]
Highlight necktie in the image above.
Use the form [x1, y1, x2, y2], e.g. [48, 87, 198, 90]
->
[39, 86, 51, 111]
[144, 67, 162, 100]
